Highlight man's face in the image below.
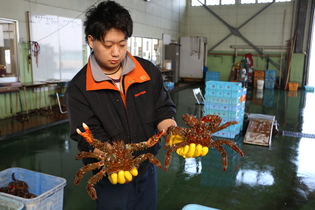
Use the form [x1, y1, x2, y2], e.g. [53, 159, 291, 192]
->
[88, 28, 127, 72]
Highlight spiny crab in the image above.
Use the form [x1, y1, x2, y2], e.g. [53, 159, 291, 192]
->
[164, 114, 244, 171]
[74, 123, 164, 200]
[0, 173, 36, 198]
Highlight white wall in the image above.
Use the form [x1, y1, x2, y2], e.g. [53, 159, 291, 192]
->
[185, 1, 302, 52]
[0, 0, 186, 43]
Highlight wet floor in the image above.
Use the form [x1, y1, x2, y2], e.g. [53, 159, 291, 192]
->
[0, 84, 315, 210]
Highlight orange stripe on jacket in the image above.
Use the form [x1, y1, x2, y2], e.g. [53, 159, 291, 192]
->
[85, 52, 151, 106]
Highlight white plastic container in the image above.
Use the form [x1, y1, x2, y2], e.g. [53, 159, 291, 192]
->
[164, 60, 172, 70]
[256, 89, 263, 98]
[257, 79, 264, 89]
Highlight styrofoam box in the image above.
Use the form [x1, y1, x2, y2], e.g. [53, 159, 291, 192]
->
[0, 167, 66, 210]
[0, 195, 24, 210]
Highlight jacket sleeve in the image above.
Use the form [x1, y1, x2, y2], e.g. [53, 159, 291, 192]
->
[146, 61, 177, 127]
[65, 71, 110, 153]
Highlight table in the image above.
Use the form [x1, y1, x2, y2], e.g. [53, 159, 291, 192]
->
[160, 69, 174, 82]
[0, 85, 21, 115]
[20, 82, 49, 117]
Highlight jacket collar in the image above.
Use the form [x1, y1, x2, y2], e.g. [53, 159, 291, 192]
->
[86, 52, 151, 91]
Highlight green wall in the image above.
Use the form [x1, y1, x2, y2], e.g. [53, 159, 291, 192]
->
[206, 51, 305, 87]
[0, 50, 306, 120]
[0, 44, 88, 119]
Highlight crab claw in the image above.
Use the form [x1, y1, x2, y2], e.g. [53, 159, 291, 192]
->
[76, 123, 94, 144]
[147, 130, 164, 147]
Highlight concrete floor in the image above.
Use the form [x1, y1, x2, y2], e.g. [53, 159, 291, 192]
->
[0, 83, 315, 210]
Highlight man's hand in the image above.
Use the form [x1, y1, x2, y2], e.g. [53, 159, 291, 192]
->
[169, 135, 209, 158]
[108, 167, 138, 184]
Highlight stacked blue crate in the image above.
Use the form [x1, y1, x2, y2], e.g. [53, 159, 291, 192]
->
[264, 70, 276, 89]
[204, 81, 246, 139]
[205, 71, 220, 81]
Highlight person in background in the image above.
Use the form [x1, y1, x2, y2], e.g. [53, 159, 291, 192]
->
[65, 1, 176, 209]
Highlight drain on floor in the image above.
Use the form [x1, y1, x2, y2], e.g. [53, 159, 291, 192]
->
[280, 131, 315, 139]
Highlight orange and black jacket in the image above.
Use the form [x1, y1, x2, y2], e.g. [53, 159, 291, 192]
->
[65, 54, 176, 176]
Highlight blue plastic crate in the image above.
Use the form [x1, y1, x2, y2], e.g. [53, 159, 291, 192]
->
[206, 71, 220, 77]
[164, 82, 174, 90]
[205, 88, 216, 96]
[305, 86, 314, 92]
[0, 195, 24, 210]
[0, 167, 66, 210]
[204, 109, 229, 118]
[205, 71, 220, 81]
[264, 81, 275, 89]
[205, 76, 220, 82]
[206, 81, 242, 91]
[265, 70, 276, 78]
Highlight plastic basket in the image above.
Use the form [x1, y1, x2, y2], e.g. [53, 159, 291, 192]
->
[0, 167, 66, 210]
[0, 195, 24, 210]
[288, 82, 298, 91]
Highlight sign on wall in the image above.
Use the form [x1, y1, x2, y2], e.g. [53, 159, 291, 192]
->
[29, 12, 82, 82]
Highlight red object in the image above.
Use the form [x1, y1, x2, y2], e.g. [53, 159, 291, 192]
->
[245, 53, 254, 67]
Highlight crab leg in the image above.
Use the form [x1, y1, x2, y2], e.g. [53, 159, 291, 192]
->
[74, 162, 104, 185]
[86, 168, 107, 200]
[213, 139, 244, 157]
[208, 139, 244, 171]
[214, 145, 228, 171]
[164, 149, 173, 171]
[133, 153, 162, 169]
[127, 130, 164, 151]
[164, 141, 188, 171]
[209, 121, 238, 134]
[75, 151, 104, 161]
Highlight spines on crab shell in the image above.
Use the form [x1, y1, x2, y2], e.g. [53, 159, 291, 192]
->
[74, 123, 165, 200]
[182, 114, 199, 127]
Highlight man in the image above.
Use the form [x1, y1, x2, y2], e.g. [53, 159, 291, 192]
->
[65, 1, 176, 209]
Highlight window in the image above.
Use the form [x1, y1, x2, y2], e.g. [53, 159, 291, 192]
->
[192, 0, 203, 6]
[221, 0, 235, 5]
[0, 18, 19, 81]
[192, 0, 291, 6]
[257, 0, 273, 3]
[241, 0, 255, 3]
[128, 36, 162, 65]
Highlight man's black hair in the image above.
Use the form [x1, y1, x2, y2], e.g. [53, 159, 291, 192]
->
[84, 0, 133, 43]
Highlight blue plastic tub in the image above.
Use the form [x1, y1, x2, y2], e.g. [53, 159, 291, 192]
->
[182, 204, 220, 210]
[0, 195, 24, 210]
[0, 167, 66, 210]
